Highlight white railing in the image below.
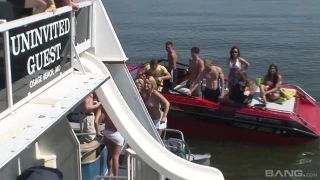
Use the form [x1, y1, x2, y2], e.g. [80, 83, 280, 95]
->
[91, 148, 161, 180]
[126, 148, 161, 180]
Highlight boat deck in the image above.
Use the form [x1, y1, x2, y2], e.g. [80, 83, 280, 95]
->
[297, 97, 320, 135]
[249, 87, 296, 114]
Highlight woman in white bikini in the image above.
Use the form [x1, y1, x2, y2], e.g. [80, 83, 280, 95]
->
[95, 107, 124, 177]
[143, 76, 170, 136]
[227, 46, 250, 92]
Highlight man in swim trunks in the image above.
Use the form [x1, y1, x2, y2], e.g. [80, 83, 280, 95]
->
[166, 41, 178, 88]
[144, 59, 171, 91]
[202, 59, 225, 102]
[187, 47, 204, 97]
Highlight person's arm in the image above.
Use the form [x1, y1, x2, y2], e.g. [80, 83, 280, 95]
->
[171, 52, 178, 70]
[267, 75, 282, 94]
[155, 91, 170, 123]
[188, 81, 199, 96]
[159, 68, 171, 81]
[63, 0, 79, 10]
[45, 0, 56, 12]
[239, 57, 250, 69]
[218, 67, 225, 97]
[187, 59, 193, 74]
[94, 107, 104, 137]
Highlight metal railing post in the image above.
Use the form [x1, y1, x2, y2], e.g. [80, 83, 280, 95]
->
[1, 20, 14, 114]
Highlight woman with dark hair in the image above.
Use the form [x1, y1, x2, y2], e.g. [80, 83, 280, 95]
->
[260, 64, 282, 103]
[227, 46, 250, 92]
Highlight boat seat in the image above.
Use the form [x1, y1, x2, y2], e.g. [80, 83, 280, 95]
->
[164, 138, 189, 160]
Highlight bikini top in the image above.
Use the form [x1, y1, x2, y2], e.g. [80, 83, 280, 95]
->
[265, 80, 274, 87]
[229, 58, 241, 70]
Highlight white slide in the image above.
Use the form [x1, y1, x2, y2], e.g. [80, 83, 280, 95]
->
[81, 52, 224, 180]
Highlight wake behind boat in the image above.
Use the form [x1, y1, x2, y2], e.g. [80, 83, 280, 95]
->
[128, 60, 320, 144]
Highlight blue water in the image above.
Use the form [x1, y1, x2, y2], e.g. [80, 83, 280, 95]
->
[103, 0, 320, 179]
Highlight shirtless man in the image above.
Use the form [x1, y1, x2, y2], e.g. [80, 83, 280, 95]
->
[80, 94, 101, 142]
[202, 59, 225, 102]
[166, 41, 178, 88]
[166, 41, 178, 73]
[187, 47, 204, 97]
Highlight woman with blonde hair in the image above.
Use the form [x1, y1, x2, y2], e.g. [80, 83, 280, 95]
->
[135, 78, 145, 94]
[143, 76, 170, 136]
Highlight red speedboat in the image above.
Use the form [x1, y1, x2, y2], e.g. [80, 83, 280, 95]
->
[128, 60, 320, 144]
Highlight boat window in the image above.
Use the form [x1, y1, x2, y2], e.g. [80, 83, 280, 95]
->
[0, 33, 8, 113]
[8, 12, 72, 104]
[75, 6, 91, 46]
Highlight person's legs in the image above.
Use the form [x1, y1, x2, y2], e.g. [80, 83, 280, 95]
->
[105, 138, 114, 176]
[259, 84, 269, 103]
[111, 144, 122, 176]
[157, 129, 163, 137]
[104, 131, 124, 176]
[267, 92, 281, 101]
[24, 0, 47, 14]
[171, 69, 178, 88]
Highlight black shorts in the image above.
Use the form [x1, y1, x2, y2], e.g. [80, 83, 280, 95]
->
[203, 87, 220, 103]
[8, 0, 25, 8]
